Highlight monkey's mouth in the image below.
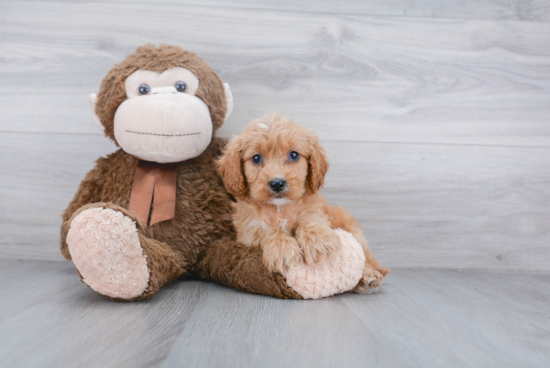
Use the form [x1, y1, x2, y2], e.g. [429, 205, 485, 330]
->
[125, 130, 201, 137]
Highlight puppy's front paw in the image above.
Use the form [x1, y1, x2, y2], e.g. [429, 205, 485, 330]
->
[353, 268, 384, 294]
[296, 227, 342, 265]
[262, 237, 303, 275]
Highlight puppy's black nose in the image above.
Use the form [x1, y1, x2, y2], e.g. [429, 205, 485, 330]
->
[269, 179, 287, 193]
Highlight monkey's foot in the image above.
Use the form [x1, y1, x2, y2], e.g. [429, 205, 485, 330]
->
[67, 207, 150, 299]
[285, 229, 365, 299]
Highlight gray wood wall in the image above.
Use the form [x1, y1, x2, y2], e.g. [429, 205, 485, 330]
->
[1, 0, 549, 270]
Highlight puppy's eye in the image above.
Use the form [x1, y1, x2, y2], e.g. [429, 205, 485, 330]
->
[252, 154, 263, 165]
[175, 81, 187, 93]
[138, 84, 150, 95]
[289, 151, 299, 162]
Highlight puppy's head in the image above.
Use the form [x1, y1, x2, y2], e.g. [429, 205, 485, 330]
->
[218, 112, 329, 205]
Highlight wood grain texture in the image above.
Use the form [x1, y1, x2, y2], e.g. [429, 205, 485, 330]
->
[1, 1, 549, 270]
[1, 1, 550, 147]
[2, 133, 549, 271]
[1, 260, 549, 367]
[0, 260, 206, 367]
[37, 0, 550, 22]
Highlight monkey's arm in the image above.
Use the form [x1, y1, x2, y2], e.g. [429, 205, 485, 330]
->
[199, 237, 303, 299]
[60, 161, 107, 260]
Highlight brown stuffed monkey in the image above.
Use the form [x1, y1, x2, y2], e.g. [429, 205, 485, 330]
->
[61, 44, 367, 301]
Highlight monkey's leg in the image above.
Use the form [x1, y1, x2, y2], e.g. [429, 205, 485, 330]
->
[66, 203, 187, 301]
[199, 237, 303, 299]
[326, 204, 390, 294]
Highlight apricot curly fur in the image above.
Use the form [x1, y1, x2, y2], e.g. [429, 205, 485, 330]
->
[218, 113, 389, 290]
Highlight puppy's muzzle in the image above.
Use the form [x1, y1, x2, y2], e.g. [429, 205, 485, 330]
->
[269, 179, 287, 193]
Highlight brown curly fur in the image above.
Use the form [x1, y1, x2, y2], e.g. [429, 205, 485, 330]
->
[61, 45, 301, 300]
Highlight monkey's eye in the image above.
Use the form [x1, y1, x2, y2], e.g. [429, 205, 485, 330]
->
[175, 81, 187, 93]
[138, 84, 150, 95]
[252, 154, 263, 165]
[289, 151, 299, 162]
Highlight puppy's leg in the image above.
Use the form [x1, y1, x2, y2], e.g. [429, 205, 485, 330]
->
[295, 214, 342, 265]
[258, 229, 303, 275]
[326, 204, 390, 294]
[233, 209, 302, 275]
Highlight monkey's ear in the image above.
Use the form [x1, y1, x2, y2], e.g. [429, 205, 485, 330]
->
[217, 136, 247, 197]
[223, 83, 234, 122]
[88, 93, 104, 130]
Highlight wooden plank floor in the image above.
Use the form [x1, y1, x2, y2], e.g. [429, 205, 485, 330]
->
[0, 260, 548, 368]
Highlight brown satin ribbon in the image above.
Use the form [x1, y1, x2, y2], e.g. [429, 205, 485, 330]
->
[128, 161, 178, 226]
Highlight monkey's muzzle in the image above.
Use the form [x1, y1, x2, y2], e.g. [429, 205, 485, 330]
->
[114, 88, 213, 163]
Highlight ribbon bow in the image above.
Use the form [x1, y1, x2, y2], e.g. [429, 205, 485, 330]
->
[128, 161, 178, 226]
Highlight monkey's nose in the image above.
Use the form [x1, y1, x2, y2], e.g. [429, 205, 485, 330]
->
[269, 179, 287, 193]
[151, 86, 177, 94]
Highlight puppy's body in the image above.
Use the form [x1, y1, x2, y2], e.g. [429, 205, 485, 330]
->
[233, 192, 339, 271]
[218, 113, 388, 293]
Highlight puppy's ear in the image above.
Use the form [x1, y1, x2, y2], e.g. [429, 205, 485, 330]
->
[217, 136, 247, 197]
[306, 133, 329, 194]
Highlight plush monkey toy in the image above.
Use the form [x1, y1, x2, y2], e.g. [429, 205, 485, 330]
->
[61, 44, 366, 301]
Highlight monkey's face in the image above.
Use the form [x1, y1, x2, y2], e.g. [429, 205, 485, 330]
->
[91, 45, 233, 163]
[110, 67, 212, 163]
